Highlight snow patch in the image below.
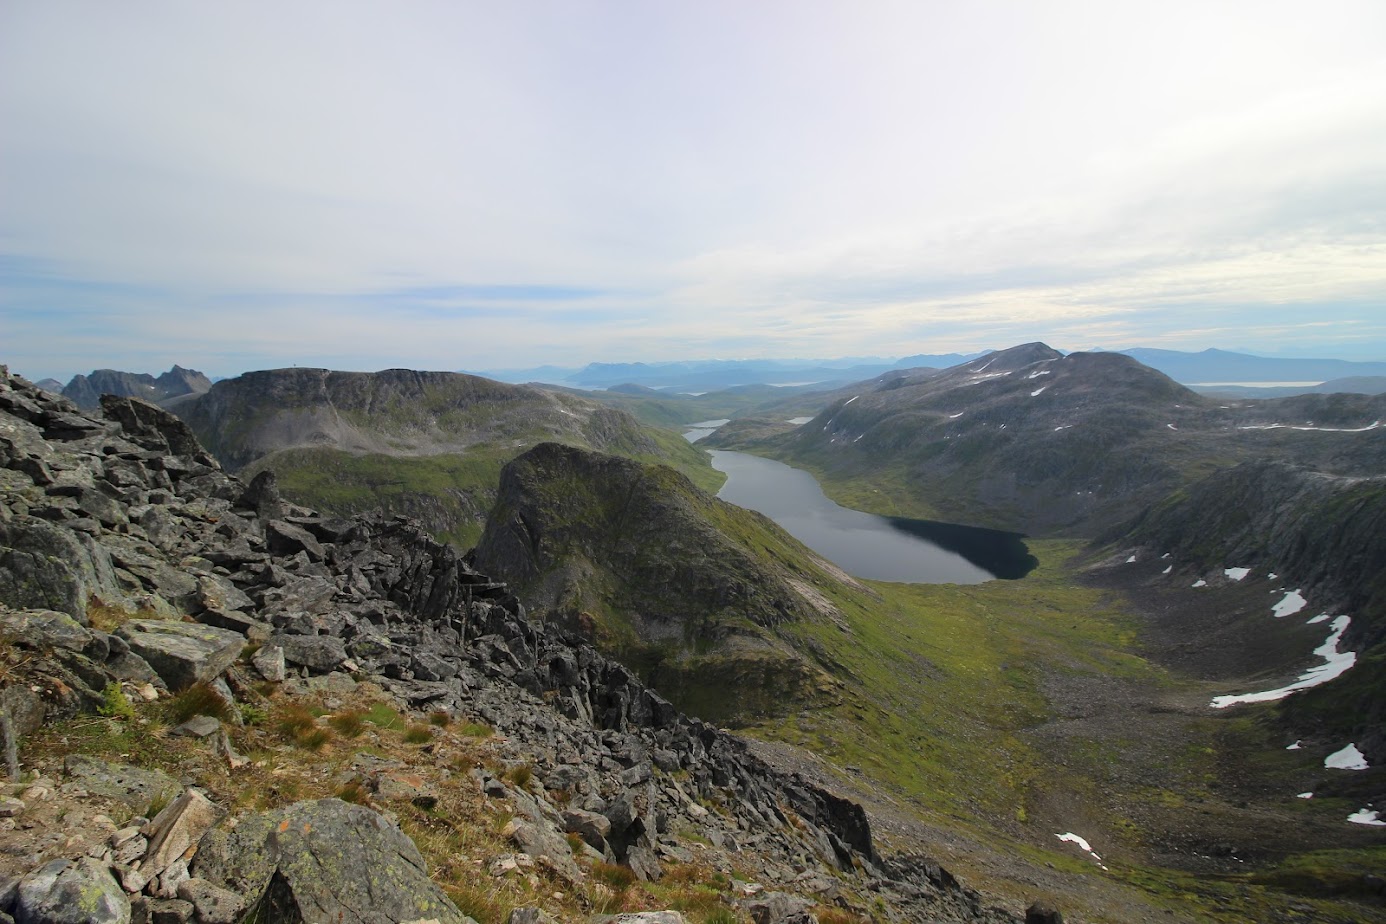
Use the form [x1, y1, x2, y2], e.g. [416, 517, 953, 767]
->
[1055, 833, 1107, 870]
[844, 396, 858, 405]
[1297, 792, 1313, 799]
[949, 412, 964, 419]
[1238, 421, 1382, 433]
[1161, 553, 1171, 559]
[1125, 555, 1137, 564]
[1348, 808, 1386, 826]
[1307, 614, 1329, 625]
[1027, 369, 1053, 379]
[1273, 590, 1307, 618]
[1161, 566, 1172, 575]
[1053, 424, 1073, 431]
[1031, 387, 1047, 397]
[1210, 616, 1356, 708]
[1224, 567, 1250, 581]
[1287, 740, 1302, 750]
[1166, 423, 1178, 430]
[1192, 579, 1207, 588]
[1325, 743, 1369, 771]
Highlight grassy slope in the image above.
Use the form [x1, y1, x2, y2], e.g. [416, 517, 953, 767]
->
[735, 541, 1382, 922]
[254, 426, 723, 550]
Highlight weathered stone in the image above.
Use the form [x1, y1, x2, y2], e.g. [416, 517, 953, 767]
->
[144, 896, 193, 924]
[63, 756, 180, 811]
[607, 914, 687, 924]
[195, 608, 270, 641]
[14, 857, 130, 924]
[194, 574, 253, 615]
[142, 788, 225, 881]
[98, 396, 205, 460]
[265, 520, 326, 562]
[174, 878, 246, 924]
[268, 633, 347, 673]
[561, 808, 611, 850]
[193, 798, 474, 924]
[116, 620, 244, 691]
[250, 644, 286, 682]
[505, 909, 558, 924]
[0, 609, 91, 653]
[503, 818, 582, 883]
[170, 715, 221, 738]
[744, 891, 816, 924]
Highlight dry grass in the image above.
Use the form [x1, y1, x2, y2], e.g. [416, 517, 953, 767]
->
[164, 681, 234, 725]
[326, 709, 367, 738]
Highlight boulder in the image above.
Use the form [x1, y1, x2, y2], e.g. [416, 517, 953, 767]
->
[268, 634, 347, 673]
[63, 755, 180, 811]
[175, 878, 245, 924]
[142, 788, 225, 881]
[265, 520, 326, 562]
[192, 798, 474, 924]
[116, 620, 244, 691]
[251, 644, 286, 682]
[14, 857, 130, 924]
[1026, 902, 1063, 924]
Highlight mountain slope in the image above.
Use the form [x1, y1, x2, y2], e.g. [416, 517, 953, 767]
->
[711, 342, 1386, 537]
[174, 368, 721, 546]
[473, 442, 854, 725]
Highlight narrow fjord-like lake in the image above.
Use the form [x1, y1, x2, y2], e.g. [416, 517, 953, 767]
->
[705, 449, 1035, 584]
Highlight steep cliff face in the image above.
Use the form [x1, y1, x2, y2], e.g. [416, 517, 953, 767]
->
[474, 443, 855, 723]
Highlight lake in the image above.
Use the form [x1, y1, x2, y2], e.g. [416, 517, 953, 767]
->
[707, 449, 1035, 584]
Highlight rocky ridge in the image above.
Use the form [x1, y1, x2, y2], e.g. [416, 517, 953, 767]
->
[0, 366, 1019, 923]
[60, 366, 212, 412]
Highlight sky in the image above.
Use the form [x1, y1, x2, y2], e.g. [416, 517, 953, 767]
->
[2, 1, 1384, 382]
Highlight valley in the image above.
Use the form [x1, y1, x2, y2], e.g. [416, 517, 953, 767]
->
[2, 344, 1383, 923]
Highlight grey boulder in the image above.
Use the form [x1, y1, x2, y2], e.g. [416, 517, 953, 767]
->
[192, 798, 475, 924]
[116, 620, 244, 691]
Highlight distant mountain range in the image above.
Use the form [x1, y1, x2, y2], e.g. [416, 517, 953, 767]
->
[470, 353, 988, 390]
[474, 347, 1386, 393]
[1113, 347, 1386, 384]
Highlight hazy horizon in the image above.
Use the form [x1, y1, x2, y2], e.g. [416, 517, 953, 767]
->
[4, 2, 1384, 381]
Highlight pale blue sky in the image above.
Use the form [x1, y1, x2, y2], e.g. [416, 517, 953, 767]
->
[2, 1, 1384, 381]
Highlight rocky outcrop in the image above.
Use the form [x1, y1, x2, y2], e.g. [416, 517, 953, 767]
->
[0, 365, 1015, 922]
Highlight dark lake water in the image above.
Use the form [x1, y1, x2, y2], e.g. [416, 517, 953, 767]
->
[707, 449, 1035, 584]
